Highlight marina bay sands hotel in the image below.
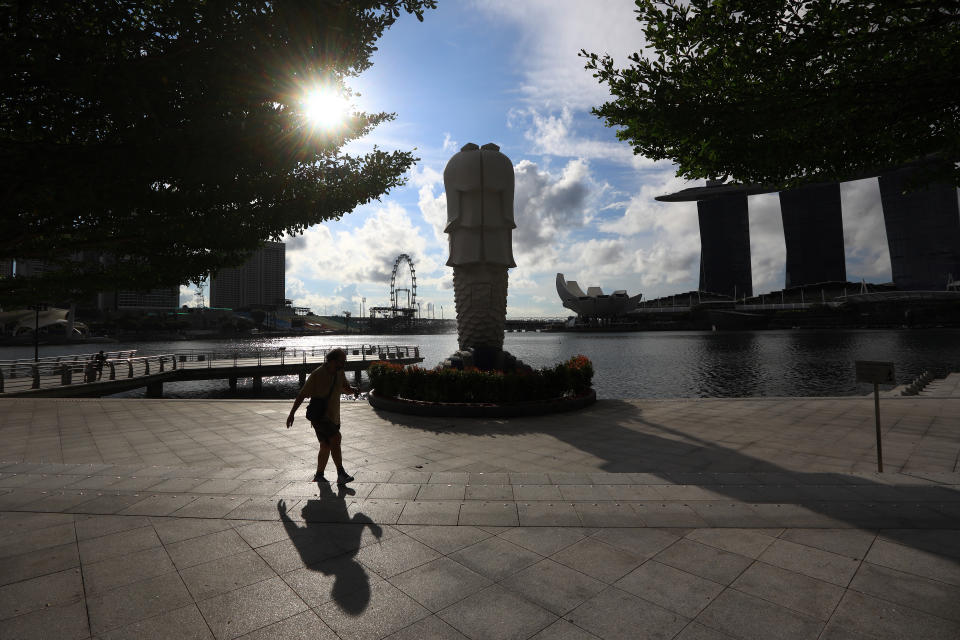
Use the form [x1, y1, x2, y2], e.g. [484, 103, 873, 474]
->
[657, 165, 960, 296]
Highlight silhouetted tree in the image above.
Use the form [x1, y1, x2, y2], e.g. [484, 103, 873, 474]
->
[1, 1, 436, 304]
[582, 0, 960, 189]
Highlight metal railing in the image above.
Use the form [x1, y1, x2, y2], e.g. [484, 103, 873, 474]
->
[0, 354, 176, 393]
[159, 344, 420, 368]
[0, 344, 421, 393]
[0, 350, 137, 379]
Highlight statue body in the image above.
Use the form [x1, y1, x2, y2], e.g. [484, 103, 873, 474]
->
[444, 142, 515, 359]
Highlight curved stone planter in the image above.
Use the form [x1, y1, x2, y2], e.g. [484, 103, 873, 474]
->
[368, 388, 596, 418]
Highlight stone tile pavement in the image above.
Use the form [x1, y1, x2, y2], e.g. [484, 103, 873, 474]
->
[0, 397, 958, 639]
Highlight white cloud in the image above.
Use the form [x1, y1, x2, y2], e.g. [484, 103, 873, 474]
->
[508, 107, 660, 169]
[475, 0, 645, 111]
[470, 2, 657, 170]
[285, 202, 436, 292]
[512, 158, 597, 269]
[410, 164, 443, 188]
[840, 178, 892, 281]
[595, 170, 702, 294]
[747, 193, 786, 294]
[417, 183, 448, 244]
[178, 284, 196, 307]
[442, 132, 458, 152]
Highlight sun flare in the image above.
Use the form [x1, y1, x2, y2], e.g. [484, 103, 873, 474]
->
[302, 87, 350, 131]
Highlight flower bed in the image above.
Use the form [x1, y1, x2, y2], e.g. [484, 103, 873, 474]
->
[369, 355, 592, 403]
[367, 355, 595, 417]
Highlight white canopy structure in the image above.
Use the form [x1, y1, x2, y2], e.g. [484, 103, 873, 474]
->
[556, 274, 642, 318]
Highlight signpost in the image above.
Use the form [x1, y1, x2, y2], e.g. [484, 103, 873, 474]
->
[855, 361, 896, 472]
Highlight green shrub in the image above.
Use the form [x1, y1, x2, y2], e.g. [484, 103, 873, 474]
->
[368, 355, 594, 403]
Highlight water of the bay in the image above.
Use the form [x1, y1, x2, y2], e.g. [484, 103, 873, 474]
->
[3, 329, 958, 399]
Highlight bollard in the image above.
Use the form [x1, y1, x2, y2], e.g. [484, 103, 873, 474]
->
[144, 359, 150, 375]
[108, 362, 116, 380]
[0, 369, 4, 393]
[127, 360, 134, 378]
[172, 355, 177, 370]
[32, 365, 40, 389]
[61, 364, 72, 386]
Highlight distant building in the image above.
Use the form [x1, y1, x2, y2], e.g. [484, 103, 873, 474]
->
[11, 258, 56, 278]
[878, 166, 960, 291]
[103, 288, 180, 311]
[778, 182, 846, 287]
[697, 192, 753, 298]
[556, 273, 642, 318]
[210, 242, 286, 309]
[659, 167, 960, 294]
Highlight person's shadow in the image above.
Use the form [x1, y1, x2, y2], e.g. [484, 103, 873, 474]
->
[278, 483, 382, 614]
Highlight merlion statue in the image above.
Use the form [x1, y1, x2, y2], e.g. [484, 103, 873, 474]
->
[443, 142, 518, 370]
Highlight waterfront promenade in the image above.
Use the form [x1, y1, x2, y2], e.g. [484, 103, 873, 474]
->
[1, 386, 958, 639]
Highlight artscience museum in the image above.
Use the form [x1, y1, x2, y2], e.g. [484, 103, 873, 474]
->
[556, 273, 643, 319]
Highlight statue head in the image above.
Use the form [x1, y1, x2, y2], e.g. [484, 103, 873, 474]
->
[443, 142, 516, 267]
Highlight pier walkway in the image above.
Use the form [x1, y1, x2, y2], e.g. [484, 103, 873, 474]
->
[0, 344, 423, 398]
[0, 392, 958, 639]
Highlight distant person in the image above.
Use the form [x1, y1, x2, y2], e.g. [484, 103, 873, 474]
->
[94, 350, 107, 380]
[286, 348, 358, 484]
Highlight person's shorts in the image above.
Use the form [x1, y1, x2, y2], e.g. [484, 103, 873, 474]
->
[311, 418, 341, 444]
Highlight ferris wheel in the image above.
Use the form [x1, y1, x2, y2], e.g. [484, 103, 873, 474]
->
[389, 253, 417, 314]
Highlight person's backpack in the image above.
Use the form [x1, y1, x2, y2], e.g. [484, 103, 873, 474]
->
[305, 373, 338, 422]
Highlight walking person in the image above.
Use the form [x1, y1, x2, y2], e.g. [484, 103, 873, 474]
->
[286, 348, 358, 484]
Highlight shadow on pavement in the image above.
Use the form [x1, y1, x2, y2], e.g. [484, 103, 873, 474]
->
[374, 400, 960, 560]
[277, 483, 382, 615]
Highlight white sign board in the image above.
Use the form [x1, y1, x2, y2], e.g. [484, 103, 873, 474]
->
[855, 361, 895, 385]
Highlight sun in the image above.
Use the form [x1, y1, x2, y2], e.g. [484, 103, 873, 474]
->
[302, 87, 350, 131]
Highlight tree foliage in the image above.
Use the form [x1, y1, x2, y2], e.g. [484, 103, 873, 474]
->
[582, 0, 960, 189]
[1, 0, 436, 304]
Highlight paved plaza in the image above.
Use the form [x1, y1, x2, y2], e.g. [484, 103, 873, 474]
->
[0, 386, 958, 639]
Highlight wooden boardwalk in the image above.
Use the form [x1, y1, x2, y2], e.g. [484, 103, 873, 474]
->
[0, 344, 423, 397]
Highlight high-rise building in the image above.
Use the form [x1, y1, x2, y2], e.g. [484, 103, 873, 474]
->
[697, 193, 753, 298]
[779, 182, 846, 287]
[105, 287, 180, 311]
[878, 167, 960, 291]
[12, 258, 56, 278]
[210, 242, 286, 309]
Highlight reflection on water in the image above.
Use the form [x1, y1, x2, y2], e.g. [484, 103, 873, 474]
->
[2, 329, 958, 399]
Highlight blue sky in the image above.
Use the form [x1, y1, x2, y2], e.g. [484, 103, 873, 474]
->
[183, 0, 897, 316]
